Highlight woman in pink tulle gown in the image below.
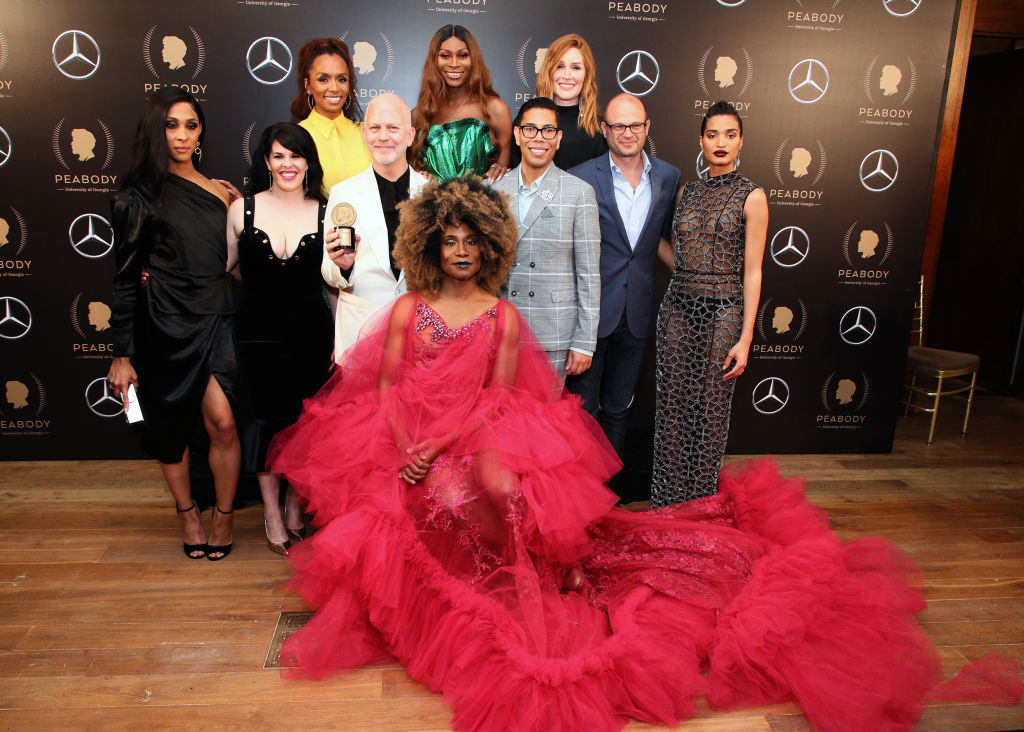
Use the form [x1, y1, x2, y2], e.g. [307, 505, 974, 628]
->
[268, 176, 1019, 732]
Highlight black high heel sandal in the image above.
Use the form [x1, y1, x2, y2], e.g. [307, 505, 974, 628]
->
[206, 505, 234, 561]
[177, 501, 207, 559]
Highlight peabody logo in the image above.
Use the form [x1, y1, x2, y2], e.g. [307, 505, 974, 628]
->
[52, 118, 117, 191]
[696, 46, 753, 113]
[818, 370, 870, 427]
[514, 36, 546, 100]
[0, 205, 28, 256]
[0, 295, 32, 340]
[839, 305, 877, 345]
[340, 30, 396, 100]
[770, 138, 825, 206]
[69, 213, 114, 259]
[788, 59, 829, 104]
[859, 149, 899, 192]
[616, 50, 660, 97]
[788, 0, 844, 30]
[752, 376, 790, 415]
[0, 28, 10, 98]
[246, 37, 292, 86]
[0, 372, 50, 433]
[839, 221, 894, 285]
[607, 2, 669, 21]
[754, 297, 807, 359]
[769, 226, 810, 268]
[70, 292, 114, 359]
[143, 25, 205, 79]
[884, 0, 922, 17]
[52, 30, 101, 80]
[0, 125, 11, 168]
[424, 0, 489, 14]
[85, 377, 124, 418]
[860, 55, 917, 125]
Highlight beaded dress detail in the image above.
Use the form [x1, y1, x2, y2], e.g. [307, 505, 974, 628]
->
[651, 171, 759, 507]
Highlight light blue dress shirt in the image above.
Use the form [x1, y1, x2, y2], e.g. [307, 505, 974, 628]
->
[609, 151, 652, 250]
[517, 165, 550, 223]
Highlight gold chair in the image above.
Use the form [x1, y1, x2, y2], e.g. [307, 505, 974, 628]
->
[903, 276, 980, 445]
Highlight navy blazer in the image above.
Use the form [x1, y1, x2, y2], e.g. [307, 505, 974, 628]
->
[570, 154, 681, 339]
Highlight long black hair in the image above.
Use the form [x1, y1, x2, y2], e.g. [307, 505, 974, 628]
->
[122, 87, 205, 200]
[245, 123, 326, 202]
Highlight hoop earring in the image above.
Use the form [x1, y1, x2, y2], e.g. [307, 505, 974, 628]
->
[307, 93, 315, 112]
[193, 145, 202, 162]
[344, 95, 352, 110]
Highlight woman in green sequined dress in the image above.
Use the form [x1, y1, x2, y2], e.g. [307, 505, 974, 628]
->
[410, 25, 511, 183]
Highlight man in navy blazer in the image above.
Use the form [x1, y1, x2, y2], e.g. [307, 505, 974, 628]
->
[568, 93, 681, 467]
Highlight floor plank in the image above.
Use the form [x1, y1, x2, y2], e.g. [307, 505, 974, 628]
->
[0, 393, 1021, 729]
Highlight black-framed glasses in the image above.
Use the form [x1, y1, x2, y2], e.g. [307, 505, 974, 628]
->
[606, 121, 647, 136]
[518, 124, 559, 140]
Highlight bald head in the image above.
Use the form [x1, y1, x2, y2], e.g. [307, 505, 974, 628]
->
[602, 93, 649, 161]
[363, 94, 416, 175]
[605, 93, 646, 121]
[365, 93, 411, 127]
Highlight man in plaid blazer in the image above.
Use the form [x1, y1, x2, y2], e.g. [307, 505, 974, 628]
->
[494, 96, 601, 378]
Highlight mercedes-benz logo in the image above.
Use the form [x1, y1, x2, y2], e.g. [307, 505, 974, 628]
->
[69, 213, 114, 259]
[884, 0, 922, 16]
[788, 59, 829, 104]
[246, 37, 292, 86]
[859, 149, 899, 192]
[52, 30, 101, 80]
[85, 377, 124, 418]
[752, 377, 790, 415]
[839, 306, 877, 345]
[0, 125, 10, 168]
[770, 226, 810, 268]
[717, 0, 747, 5]
[0, 296, 32, 340]
[616, 50, 660, 97]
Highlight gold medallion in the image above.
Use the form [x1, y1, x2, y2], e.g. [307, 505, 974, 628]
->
[330, 202, 357, 227]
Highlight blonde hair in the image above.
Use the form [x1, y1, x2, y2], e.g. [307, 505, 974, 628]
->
[535, 34, 600, 137]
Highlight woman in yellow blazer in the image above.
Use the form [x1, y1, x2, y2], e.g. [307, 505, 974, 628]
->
[291, 38, 371, 192]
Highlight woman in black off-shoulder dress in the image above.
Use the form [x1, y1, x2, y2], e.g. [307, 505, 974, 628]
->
[107, 88, 240, 560]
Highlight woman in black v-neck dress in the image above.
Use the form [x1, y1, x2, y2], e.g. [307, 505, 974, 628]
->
[226, 123, 333, 555]
[107, 88, 240, 560]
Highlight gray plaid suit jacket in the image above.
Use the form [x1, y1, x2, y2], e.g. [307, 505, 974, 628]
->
[495, 165, 601, 354]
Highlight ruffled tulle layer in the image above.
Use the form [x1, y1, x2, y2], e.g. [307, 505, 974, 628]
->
[270, 298, 1020, 731]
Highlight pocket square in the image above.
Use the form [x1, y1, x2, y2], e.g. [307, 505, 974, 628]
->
[540, 208, 554, 219]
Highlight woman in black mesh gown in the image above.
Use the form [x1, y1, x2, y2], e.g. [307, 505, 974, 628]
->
[651, 102, 768, 507]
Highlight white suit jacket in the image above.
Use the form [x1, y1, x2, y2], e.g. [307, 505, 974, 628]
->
[322, 164, 429, 362]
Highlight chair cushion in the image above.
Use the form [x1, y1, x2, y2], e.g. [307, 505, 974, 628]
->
[907, 345, 979, 371]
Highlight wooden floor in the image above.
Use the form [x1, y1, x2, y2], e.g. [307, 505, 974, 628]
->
[1, 395, 1023, 730]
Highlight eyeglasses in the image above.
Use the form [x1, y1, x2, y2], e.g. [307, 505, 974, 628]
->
[518, 124, 559, 140]
[606, 121, 647, 136]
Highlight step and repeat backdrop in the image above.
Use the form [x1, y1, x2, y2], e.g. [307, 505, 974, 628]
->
[1, 0, 957, 459]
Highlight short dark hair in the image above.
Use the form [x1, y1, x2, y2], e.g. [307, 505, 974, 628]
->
[246, 123, 326, 202]
[514, 96, 559, 128]
[701, 100, 743, 136]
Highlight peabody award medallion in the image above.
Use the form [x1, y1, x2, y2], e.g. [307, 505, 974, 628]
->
[330, 202, 357, 250]
[331, 202, 356, 227]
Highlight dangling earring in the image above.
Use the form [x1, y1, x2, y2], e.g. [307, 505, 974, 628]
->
[193, 145, 202, 162]
[267, 165, 274, 190]
[344, 95, 352, 111]
[303, 170, 308, 194]
[307, 93, 315, 112]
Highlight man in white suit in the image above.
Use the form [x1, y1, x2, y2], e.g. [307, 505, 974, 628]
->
[322, 94, 428, 361]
